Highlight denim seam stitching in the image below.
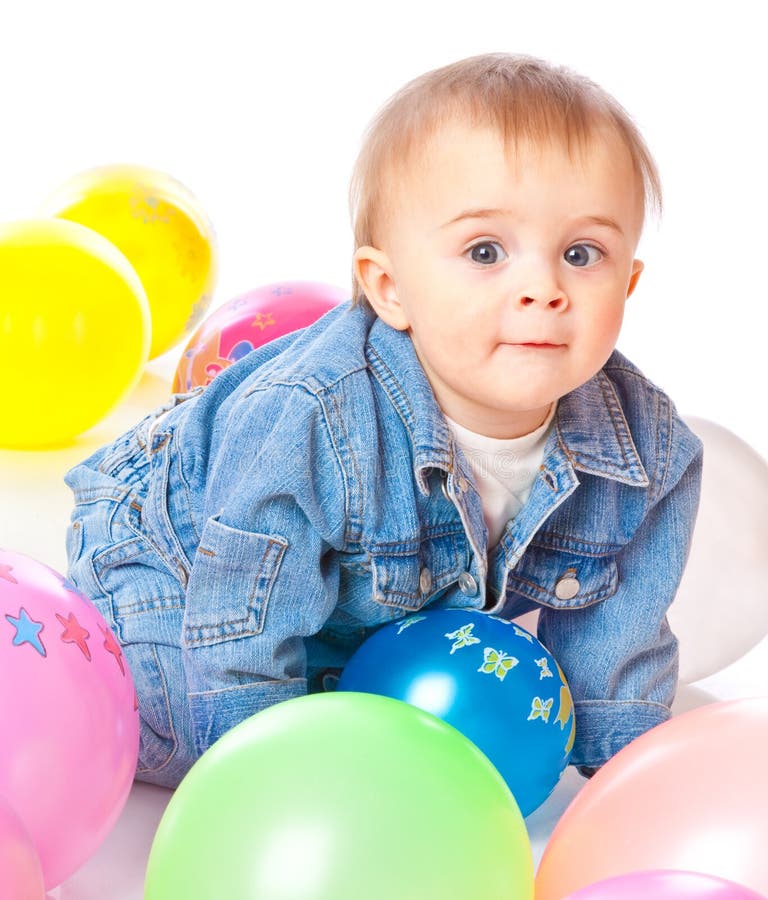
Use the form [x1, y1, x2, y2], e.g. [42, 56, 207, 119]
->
[71, 487, 132, 504]
[134, 642, 179, 776]
[150, 436, 193, 576]
[242, 364, 369, 399]
[367, 530, 463, 552]
[176, 421, 202, 547]
[508, 564, 617, 604]
[125, 522, 185, 584]
[574, 699, 670, 712]
[323, 387, 362, 543]
[511, 588, 616, 608]
[184, 539, 286, 643]
[651, 393, 673, 505]
[596, 371, 633, 468]
[532, 533, 622, 555]
[365, 345, 416, 440]
[115, 598, 185, 616]
[375, 562, 460, 591]
[93, 526, 145, 572]
[188, 676, 307, 698]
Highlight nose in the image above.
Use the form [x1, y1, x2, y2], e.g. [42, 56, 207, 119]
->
[515, 261, 568, 311]
[517, 287, 568, 311]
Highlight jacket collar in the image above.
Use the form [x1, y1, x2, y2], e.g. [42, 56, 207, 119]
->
[365, 317, 648, 493]
[554, 363, 649, 487]
[365, 316, 453, 493]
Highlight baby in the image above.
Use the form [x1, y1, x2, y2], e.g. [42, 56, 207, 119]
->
[65, 53, 702, 789]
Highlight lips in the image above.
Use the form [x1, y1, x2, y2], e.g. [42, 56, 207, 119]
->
[507, 341, 566, 349]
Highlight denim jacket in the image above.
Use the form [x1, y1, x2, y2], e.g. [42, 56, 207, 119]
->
[65, 301, 702, 788]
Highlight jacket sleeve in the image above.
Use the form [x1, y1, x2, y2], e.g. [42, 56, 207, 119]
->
[537, 416, 703, 769]
[179, 380, 348, 757]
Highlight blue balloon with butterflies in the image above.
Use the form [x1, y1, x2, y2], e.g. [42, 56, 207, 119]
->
[337, 608, 574, 816]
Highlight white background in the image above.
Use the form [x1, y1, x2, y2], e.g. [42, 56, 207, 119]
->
[1, 7, 767, 893]
[0, 0, 766, 457]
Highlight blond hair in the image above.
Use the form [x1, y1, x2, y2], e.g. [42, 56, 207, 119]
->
[349, 53, 661, 304]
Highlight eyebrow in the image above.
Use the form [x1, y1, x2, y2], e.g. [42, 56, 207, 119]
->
[439, 208, 511, 229]
[439, 209, 625, 237]
[579, 215, 625, 236]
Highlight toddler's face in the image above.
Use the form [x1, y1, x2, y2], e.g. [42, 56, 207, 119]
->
[356, 119, 645, 439]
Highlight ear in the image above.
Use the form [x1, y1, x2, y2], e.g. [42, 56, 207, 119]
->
[353, 246, 410, 331]
[626, 259, 644, 298]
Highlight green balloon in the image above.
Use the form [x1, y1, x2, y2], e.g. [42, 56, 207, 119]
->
[145, 692, 533, 900]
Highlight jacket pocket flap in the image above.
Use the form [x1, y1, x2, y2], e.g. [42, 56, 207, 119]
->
[508, 543, 618, 609]
[184, 515, 288, 646]
[369, 531, 464, 611]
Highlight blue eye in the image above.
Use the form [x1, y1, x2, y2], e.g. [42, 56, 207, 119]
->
[468, 241, 507, 265]
[565, 243, 603, 267]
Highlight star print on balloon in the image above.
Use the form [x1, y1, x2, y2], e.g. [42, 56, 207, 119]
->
[251, 312, 276, 330]
[5, 607, 46, 657]
[0, 563, 18, 584]
[171, 281, 347, 392]
[56, 611, 91, 661]
[0, 547, 140, 889]
[100, 624, 125, 676]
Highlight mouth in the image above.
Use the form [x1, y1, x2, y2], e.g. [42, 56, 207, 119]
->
[505, 341, 566, 350]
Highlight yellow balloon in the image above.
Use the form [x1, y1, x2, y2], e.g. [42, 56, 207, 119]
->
[0, 219, 151, 449]
[43, 165, 218, 359]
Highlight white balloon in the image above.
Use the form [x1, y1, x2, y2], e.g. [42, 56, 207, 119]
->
[672, 416, 768, 683]
[670, 682, 719, 715]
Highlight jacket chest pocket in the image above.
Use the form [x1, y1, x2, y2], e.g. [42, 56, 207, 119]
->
[183, 514, 288, 647]
[507, 540, 619, 610]
[369, 530, 465, 613]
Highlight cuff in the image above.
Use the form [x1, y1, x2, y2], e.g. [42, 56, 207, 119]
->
[188, 677, 307, 756]
[570, 699, 670, 768]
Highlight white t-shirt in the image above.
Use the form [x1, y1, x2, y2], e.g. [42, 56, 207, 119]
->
[444, 405, 556, 548]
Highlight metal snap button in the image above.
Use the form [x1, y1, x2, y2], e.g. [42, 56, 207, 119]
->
[419, 567, 433, 594]
[174, 560, 189, 589]
[555, 573, 580, 600]
[457, 476, 469, 493]
[458, 571, 478, 596]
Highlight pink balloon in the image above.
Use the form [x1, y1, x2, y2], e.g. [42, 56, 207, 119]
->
[0, 548, 139, 889]
[536, 699, 768, 899]
[564, 869, 767, 899]
[173, 279, 347, 392]
[0, 796, 45, 900]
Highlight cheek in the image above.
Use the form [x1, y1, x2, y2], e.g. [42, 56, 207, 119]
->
[572, 302, 625, 368]
[591, 300, 625, 344]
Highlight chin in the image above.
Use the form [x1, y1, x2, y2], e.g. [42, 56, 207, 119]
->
[495, 383, 565, 411]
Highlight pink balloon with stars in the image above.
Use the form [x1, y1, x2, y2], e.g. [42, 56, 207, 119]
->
[172, 280, 348, 393]
[0, 547, 139, 891]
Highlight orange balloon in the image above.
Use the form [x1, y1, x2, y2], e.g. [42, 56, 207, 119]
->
[536, 699, 768, 899]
